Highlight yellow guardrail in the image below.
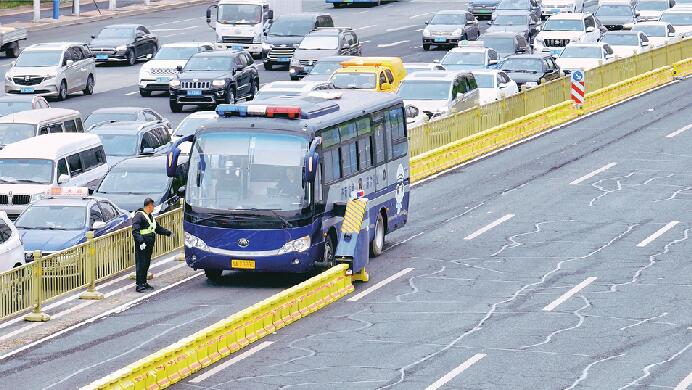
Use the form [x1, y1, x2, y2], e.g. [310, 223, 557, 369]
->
[0, 207, 183, 321]
[82, 264, 354, 390]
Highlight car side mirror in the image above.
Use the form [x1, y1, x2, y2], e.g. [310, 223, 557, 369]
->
[176, 65, 183, 72]
[405, 105, 419, 118]
[668, 32, 676, 37]
[267, 10, 274, 20]
[65, 60, 74, 67]
[177, 185, 186, 198]
[146, 53, 153, 60]
[586, 26, 595, 32]
[642, 41, 649, 46]
[605, 53, 614, 59]
[91, 35, 96, 39]
[58, 174, 70, 184]
[91, 221, 107, 230]
[488, 59, 498, 65]
[142, 147, 155, 154]
[635, 10, 640, 16]
[433, 59, 441, 63]
[425, 21, 430, 25]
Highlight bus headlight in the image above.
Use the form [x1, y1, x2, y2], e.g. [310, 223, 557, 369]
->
[277, 236, 311, 255]
[185, 232, 211, 251]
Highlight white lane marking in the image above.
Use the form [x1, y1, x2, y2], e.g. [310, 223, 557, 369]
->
[416, 28, 424, 31]
[347, 268, 414, 302]
[151, 26, 198, 32]
[463, 214, 514, 241]
[636, 221, 680, 248]
[569, 162, 618, 185]
[666, 123, 692, 138]
[0, 254, 177, 330]
[674, 371, 692, 390]
[125, 91, 138, 96]
[409, 12, 433, 19]
[425, 353, 486, 390]
[356, 25, 376, 30]
[162, 33, 186, 38]
[361, 40, 371, 44]
[377, 40, 410, 48]
[386, 25, 416, 32]
[543, 277, 597, 312]
[189, 341, 274, 384]
[0, 272, 202, 361]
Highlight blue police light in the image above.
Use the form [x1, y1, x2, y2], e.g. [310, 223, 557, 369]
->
[216, 104, 248, 117]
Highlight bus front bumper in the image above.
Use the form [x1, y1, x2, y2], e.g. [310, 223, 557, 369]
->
[184, 244, 323, 274]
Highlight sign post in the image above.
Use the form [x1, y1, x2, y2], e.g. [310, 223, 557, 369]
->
[571, 70, 585, 108]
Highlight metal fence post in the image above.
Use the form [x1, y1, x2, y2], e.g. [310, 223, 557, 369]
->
[33, 0, 41, 22]
[109, 0, 116, 10]
[80, 232, 104, 300]
[176, 198, 185, 261]
[24, 251, 50, 322]
[74, 0, 80, 16]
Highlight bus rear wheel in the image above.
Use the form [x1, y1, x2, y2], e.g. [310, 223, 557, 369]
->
[370, 213, 385, 257]
[204, 269, 223, 281]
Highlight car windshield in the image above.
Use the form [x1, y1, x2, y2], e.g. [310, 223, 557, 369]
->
[174, 116, 215, 137]
[14, 50, 62, 67]
[637, 1, 669, 10]
[268, 18, 315, 37]
[501, 58, 543, 72]
[633, 25, 667, 37]
[154, 47, 200, 60]
[96, 133, 139, 156]
[660, 12, 692, 25]
[597, 5, 632, 16]
[308, 60, 342, 75]
[493, 14, 528, 25]
[0, 102, 33, 116]
[185, 56, 233, 71]
[299, 36, 339, 50]
[442, 52, 486, 66]
[187, 132, 308, 213]
[331, 73, 377, 89]
[98, 167, 168, 194]
[430, 13, 466, 24]
[0, 124, 37, 146]
[498, 0, 529, 9]
[483, 37, 516, 53]
[96, 28, 134, 39]
[84, 113, 138, 129]
[398, 80, 452, 100]
[15, 205, 86, 230]
[560, 46, 604, 58]
[603, 33, 640, 46]
[0, 158, 53, 184]
[473, 73, 496, 88]
[218, 4, 262, 24]
[542, 19, 585, 31]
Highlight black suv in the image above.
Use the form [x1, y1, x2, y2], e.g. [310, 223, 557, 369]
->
[264, 13, 334, 70]
[169, 50, 259, 113]
[290, 27, 361, 80]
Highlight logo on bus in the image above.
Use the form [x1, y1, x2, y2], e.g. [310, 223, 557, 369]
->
[395, 164, 405, 214]
[237, 238, 250, 248]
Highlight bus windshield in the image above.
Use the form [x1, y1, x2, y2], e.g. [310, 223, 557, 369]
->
[187, 132, 308, 214]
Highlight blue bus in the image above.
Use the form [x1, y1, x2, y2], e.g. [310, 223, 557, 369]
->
[167, 91, 410, 279]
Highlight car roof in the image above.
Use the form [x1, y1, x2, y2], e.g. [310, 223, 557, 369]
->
[104, 24, 140, 29]
[308, 28, 347, 36]
[318, 55, 358, 62]
[89, 121, 152, 133]
[0, 133, 102, 159]
[90, 107, 144, 115]
[482, 31, 522, 38]
[32, 197, 95, 207]
[0, 95, 38, 103]
[404, 71, 461, 81]
[449, 46, 489, 53]
[472, 69, 503, 75]
[634, 21, 672, 26]
[506, 53, 551, 59]
[664, 7, 692, 12]
[434, 9, 469, 14]
[605, 30, 642, 35]
[162, 42, 214, 48]
[25, 42, 82, 51]
[192, 50, 241, 57]
[549, 12, 589, 19]
[0, 108, 79, 124]
[110, 154, 168, 170]
[493, 9, 532, 15]
[260, 81, 325, 92]
[182, 111, 219, 120]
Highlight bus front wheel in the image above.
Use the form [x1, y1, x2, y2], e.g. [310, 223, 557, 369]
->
[323, 232, 336, 267]
[204, 269, 223, 281]
[370, 213, 385, 257]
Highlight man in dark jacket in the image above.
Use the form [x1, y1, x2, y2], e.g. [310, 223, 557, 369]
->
[132, 198, 172, 293]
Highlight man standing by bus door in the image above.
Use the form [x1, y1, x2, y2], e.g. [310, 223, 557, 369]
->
[132, 198, 172, 293]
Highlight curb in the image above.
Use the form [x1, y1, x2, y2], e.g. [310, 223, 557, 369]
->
[9, 0, 214, 33]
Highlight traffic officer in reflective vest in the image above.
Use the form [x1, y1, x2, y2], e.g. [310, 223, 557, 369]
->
[132, 198, 172, 293]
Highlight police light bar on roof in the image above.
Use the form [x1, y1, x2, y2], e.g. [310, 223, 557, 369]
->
[45, 187, 89, 197]
[216, 102, 340, 120]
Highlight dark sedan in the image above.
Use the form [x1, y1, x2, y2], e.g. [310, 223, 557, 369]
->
[498, 53, 561, 88]
[482, 31, 531, 59]
[89, 24, 159, 66]
[493, 0, 542, 22]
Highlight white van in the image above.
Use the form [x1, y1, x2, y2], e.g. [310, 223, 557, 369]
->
[0, 211, 24, 271]
[0, 108, 84, 148]
[0, 133, 108, 219]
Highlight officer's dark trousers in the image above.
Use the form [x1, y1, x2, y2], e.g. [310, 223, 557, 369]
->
[135, 242, 154, 287]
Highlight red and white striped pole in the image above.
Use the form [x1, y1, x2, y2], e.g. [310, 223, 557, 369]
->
[570, 70, 585, 108]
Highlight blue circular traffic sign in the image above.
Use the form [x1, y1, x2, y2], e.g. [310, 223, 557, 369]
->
[571, 70, 584, 82]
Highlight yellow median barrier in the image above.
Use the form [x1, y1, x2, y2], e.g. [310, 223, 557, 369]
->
[83, 264, 353, 390]
[673, 58, 692, 78]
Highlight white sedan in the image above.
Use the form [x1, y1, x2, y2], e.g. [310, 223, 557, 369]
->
[0, 211, 24, 271]
[602, 31, 651, 58]
[472, 70, 519, 105]
[556, 42, 615, 74]
[633, 21, 679, 46]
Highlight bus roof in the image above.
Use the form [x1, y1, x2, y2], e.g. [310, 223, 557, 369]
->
[201, 91, 403, 137]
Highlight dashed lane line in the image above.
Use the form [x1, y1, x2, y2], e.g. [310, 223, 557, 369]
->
[386, 25, 416, 32]
[636, 221, 680, 248]
[463, 214, 515, 241]
[543, 277, 597, 312]
[188, 341, 274, 384]
[569, 162, 618, 185]
[666, 123, 692, 138]
[347, 268, 414, 302]
[125, 91, 138, 96]
[424, 353, 486, 390]
[377, 40, 410, 48]
[674, 371, 692, 390]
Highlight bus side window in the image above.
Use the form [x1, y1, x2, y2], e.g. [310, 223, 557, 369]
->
[323, 148, 341, 183]
[377, 111, 393, 162]
[357, 137, 372, 170]
[341, 143, 357, 177]
[389, 108, 407, 159]
[372, 114, 386, 164]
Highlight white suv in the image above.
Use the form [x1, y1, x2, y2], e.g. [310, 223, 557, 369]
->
[534, 13, 605, 56]
[138, 42, 214, 97]
[5, 42, 96, 101]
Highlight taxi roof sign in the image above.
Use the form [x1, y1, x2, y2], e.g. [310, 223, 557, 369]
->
[46, 186, 90, 197]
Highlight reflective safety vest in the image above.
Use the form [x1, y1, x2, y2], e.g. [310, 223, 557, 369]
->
[138, 211, 156, 236]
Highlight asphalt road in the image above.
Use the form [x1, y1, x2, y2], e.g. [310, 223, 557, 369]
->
[0, 1, 690, 389]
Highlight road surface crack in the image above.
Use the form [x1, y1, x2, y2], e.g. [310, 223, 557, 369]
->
[616, 341, 692, 389]
[519, 295, 590, 350]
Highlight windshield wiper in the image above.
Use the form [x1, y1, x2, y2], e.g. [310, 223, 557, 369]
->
[243, 208, 293, 228]
[14, 179, 43, 184]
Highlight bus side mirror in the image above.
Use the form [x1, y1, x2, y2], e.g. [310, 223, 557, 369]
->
[304, 152, 319, 183]
[167, 134, 194, 177]
[206, 5, 217, 29]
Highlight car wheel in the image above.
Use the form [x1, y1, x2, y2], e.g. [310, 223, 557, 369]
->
[139, 88, 151, 97]
[169, 100, 183, 113]
[247, 79, 257, 100]
[204, 268, 223, 282]
[151, 43, 159, 58]
[263, 61, 273, 70]
[57, 80, 68, 101]
[5, 41, 19, 58]
[126, 49, 136, 66]
[83, 74, 95, 95]
[370, 213, 385, 257]
[423, 43, 431, 51]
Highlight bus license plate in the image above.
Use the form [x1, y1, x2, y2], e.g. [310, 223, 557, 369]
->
[20, 87, 34, 93]
[434, 38, 447, 43]
[231, 259, 255, 269]
[96, 54, 108, 60]
[187, 89, 202, 96]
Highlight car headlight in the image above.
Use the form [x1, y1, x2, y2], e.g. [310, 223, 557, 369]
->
[453, 28, 463, 37]
[277, 236, 311, 255]
[212, 79, 226, 88]
[43, 74, 56, 80]
[292, 43, 300, 48]
[30, 193, 44, 202]
[116, 45, 128, 52]
[184, 232, 211, 251]
[170, 79, 181, 88]
[139, 68, 152, 78]
[422, 28, 431, 37]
